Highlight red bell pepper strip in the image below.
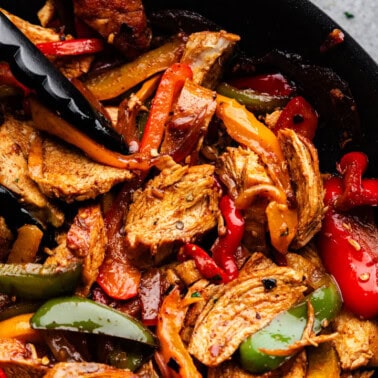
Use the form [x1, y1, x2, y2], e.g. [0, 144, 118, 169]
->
[0, 368, 6, 378]
[139, 62, 193, 155]
[0, 62, 31, 95]
[179, 243, 229, 283]
[273, 96, 318, 141]
[96, 179, 142, 300]
[335, 151, 378, 210]
[317, 154, 378, 319]
[36, 38, 104, 56]
[210, 194, 245, 282]
[228, 73, 294, 96]
[139, 268, 162, 326]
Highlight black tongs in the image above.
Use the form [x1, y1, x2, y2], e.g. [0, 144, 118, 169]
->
[0, 11, 126, 153]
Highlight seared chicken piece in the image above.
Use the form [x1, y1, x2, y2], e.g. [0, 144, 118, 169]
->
[0, 8, 62, 44]
[125, 160, 221, 262]
[181, 30, 240, 88]
[278, 129, 324, 249]
[285, 244, 328, 290]
[44, 362, 138, 377]
[216, 146, 275, 252]
[67, 204, 107, 296]
[0, 8, 92, 78]
[28, 134, 133, 203]
[44, 233, 78, 266]
[0, 115, 64, 227]
[160, 79, 217, 162]
[0, 338, 48, 377]
[332, 309, 378, 370]
[188, 253, 307, 366]
[73, 0, 152, 60]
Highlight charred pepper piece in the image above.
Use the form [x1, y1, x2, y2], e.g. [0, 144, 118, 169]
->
[30, 296, 158, 347]
[0, 11, 126, 153]
[0, 262, 82, 299]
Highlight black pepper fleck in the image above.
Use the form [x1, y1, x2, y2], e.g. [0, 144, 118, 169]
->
[262, 278, 277, 291]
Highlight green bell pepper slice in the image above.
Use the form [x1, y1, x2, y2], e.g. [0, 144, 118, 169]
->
[216, 82, 290, 113]
[0, 262, 82, 299]
[239, 276, 342, 374]
[30, 296, 158, 347]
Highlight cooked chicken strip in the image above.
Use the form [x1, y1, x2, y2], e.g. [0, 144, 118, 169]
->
[67, 204, 107, 296]
[73, 0, 151, 59]
[188, 253, 307, 366]
[332, 309, 378, 370]
[216, 146, 275, 252]
[125, 160, 221, 261]
[278, 129, 324, 249]
[0, 115, 64, 227]
[181, 30, 240, 88]
[28, 134, 133, 203]
[0, 338, 47, 377]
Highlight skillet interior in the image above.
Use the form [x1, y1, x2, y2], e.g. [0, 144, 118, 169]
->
[1, 0, 378, 174]
[143, 0, 378, 175]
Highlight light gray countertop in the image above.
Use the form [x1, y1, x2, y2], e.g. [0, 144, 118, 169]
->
[310, 0, 378, 63]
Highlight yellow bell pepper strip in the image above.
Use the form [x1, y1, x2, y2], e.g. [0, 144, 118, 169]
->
[156, 287, 202, 378]
[215, 95, 298, 253]
[7, 224, 43, 264]
[84, 37, 186, 101]
[139, 63, 193, 155]
[266, 201, 298, 255]
[29, 96, 153, 171]
[0, 313, 42, 343]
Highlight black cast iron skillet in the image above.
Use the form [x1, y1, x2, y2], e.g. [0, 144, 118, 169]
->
[1, 0, 378, 176]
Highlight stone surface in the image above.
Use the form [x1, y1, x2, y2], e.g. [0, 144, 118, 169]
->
[311, 0, 378, 63]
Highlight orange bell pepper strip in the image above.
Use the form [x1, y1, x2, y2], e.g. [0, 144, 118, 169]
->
[139, 63, 193, 155]
[215, 95, 298, 253]
[29, 96, 153, 171]
[156, 287, 202, 378]
[0, 313, 42, 343]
